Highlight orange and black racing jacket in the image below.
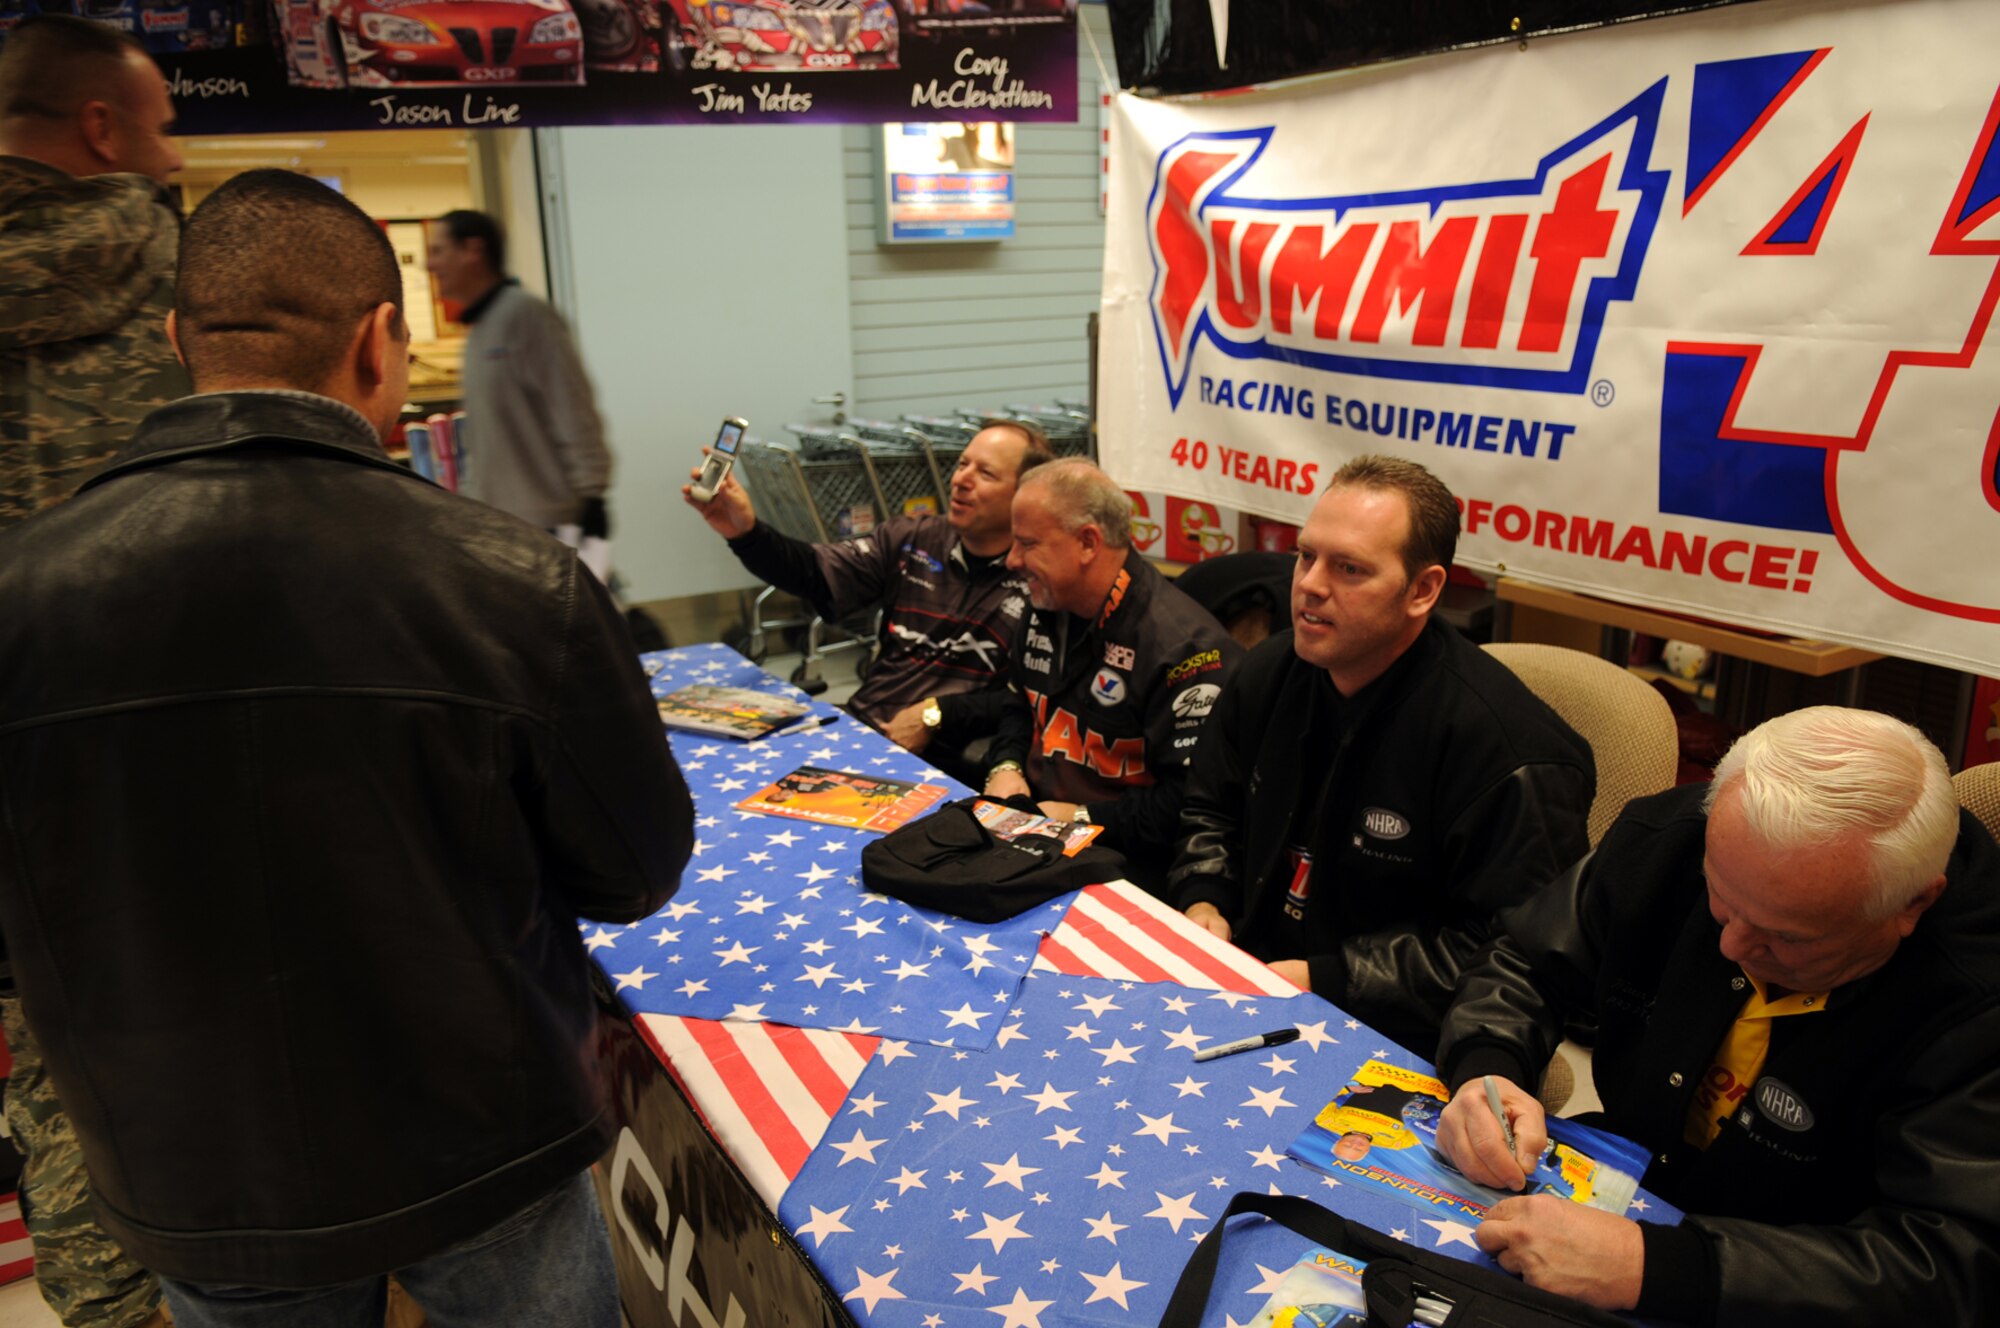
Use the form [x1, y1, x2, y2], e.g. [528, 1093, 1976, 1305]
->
[980, 555, 1240, 870]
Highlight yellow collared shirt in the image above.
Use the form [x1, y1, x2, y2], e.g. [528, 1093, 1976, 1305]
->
[1684, 976, 1830, 1149]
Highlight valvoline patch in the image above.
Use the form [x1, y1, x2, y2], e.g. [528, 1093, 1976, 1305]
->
[1144, 82, 1669, 408]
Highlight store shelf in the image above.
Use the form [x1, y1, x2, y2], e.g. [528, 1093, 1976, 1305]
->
[1496, 578, 1880, 677]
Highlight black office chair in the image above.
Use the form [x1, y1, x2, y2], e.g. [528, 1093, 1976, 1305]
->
[1173, 551, 1294, 648]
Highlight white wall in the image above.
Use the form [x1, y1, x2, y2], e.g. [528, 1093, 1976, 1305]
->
[545, 125, 856, 603]
[841, 4, 1111, 420]
[545, 8, 1112, 601]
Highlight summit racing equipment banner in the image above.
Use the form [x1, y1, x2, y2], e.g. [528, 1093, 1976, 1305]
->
[1099, 0, 2000, 674]
[38, 0, 1076, 133]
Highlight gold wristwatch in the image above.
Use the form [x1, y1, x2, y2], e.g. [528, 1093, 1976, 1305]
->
[921, 697, 942, 729]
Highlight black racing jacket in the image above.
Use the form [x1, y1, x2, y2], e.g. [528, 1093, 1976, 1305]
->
[951, 555, 1240, 874]
[1169, 620, 1593, 1051]
[0, 392, 694, 1288]
[727, 514, 1028, 730]
[1440, 786, 2000, 1327]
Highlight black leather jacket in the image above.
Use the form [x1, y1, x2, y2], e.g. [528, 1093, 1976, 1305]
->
[1169, 620, 1592, 1051]
[0, 392, 694, 1287]
[1440, 786, 2000, 1326]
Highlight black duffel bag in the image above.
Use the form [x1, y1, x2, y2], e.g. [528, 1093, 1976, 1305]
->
[1164, 1192, 1629, 1328]
[860, 796, 1128, 922]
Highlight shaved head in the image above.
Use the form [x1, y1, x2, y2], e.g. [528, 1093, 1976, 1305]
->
[176, 170, 405, 393]
[0, 15, 146, 120]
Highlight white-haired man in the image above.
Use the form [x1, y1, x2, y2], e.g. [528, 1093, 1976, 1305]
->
[1432, 706, 2000, 1325]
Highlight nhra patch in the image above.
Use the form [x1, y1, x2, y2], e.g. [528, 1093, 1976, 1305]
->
[1362, 808, 1411, 840]
[1753, 1077, 1815, 1133]
[1090, 668, 1128, 706]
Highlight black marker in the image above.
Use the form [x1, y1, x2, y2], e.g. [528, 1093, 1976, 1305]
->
[758, 713, 841, 742]
[1192, 1027, 1300, 1062]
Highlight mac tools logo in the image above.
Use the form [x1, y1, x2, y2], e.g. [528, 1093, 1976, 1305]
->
[1145, 82, 1669, 408]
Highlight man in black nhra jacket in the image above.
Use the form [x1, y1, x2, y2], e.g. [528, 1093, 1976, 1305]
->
[1169, 456, 1592, 1050]
[1431, 707, 2000, 1327]
[948, 458, 1241, 893]
[684, 422, 1050, 780]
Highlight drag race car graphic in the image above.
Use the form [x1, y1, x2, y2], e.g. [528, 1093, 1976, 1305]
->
[662, 0, 897, 72]
[270, 0, 588, 88]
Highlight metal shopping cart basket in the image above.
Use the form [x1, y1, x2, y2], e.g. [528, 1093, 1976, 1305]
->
[899, 415, 981, 477]
[851, 419, 951, 513]
[949, 406, 1096, 462]
[841, 421, 952, 523]
[1000, 403, 1096, 460]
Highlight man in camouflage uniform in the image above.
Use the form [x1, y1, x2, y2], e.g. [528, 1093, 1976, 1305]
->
[0, 16, 185, 1328]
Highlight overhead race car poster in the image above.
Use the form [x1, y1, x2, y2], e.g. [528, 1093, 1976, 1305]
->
[1, 0, 1076, 131]
[1098, 0, 2000, 675]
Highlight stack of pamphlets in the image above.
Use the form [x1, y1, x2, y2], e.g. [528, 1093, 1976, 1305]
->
[970, 798, 1105, 856]
[736, 766, 949, 833]
[655, 684, 810, 740]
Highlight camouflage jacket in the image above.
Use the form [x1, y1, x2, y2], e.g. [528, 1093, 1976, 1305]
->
[0, 156, 187, 527]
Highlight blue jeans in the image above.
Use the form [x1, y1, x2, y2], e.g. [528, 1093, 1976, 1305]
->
[159, 1170, 621, 1328]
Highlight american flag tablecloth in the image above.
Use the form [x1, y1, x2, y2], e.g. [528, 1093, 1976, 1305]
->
[634, 880, 1300, 1211]
[595, 645, 1048, 1051]
[599, 646, 1673, 1327]
[778, 969, 1441, 1328]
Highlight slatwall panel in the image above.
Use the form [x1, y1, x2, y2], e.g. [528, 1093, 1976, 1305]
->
[842, 5, 1111, 419]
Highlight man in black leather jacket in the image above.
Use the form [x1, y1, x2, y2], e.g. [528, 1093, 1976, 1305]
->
[1168, 456, 1591, 1050]
[0, 172, 694, 1324]
[1433, 707, 2000, 1326]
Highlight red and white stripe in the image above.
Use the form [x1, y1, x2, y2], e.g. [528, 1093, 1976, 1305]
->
[636, 1015, 879, 1209]
[0, 1192, 31, 1286]
[1035, 882, 1299, 997]
[637, 884, 1292, 1208]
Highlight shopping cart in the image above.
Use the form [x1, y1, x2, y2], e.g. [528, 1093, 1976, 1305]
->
[1001, 403, 1095, 459]
[944, 406, 1096, 462]
[899, 415, 981, 476]
[851, 419, 950, 512]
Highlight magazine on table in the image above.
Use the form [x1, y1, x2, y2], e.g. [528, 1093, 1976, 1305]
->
[1248, 1248, 1369, 1328]
[1287, 1059, 1648, 1222]
[655, 684, 810, 739]
[970, 798, 1105, 856]
[736, 765, 949, 833]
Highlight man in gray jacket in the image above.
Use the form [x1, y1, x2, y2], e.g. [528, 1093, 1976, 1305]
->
[426, 209, 612, 538]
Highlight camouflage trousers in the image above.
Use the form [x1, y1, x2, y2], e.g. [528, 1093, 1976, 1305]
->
[0, 996, 163, 1328]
